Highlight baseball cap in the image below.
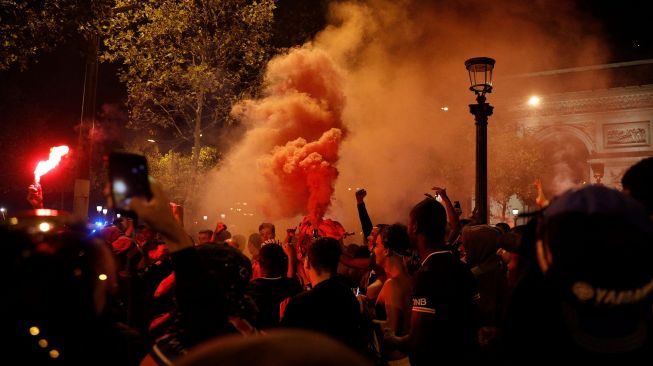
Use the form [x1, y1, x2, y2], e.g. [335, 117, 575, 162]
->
[539, 185, 653, 353]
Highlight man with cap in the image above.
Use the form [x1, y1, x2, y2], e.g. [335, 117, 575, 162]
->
[503, 185, 653, 363]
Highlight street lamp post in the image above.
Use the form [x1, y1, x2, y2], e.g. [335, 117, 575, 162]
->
[511, 208, 519, 227]
[465, 57, 496, 225]
[590, 162, 604, 184]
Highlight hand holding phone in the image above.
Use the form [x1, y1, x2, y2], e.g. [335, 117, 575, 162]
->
[127, 178, 193, 252]
[108, 153, 153, 213]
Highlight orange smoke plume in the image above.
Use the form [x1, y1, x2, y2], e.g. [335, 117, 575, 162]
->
[261, 128, 342, 225]
[34, 145, 70, 183]
[232, 47, 346, 223]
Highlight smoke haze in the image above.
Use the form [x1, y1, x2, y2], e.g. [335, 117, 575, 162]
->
[198, 0, 608, 238]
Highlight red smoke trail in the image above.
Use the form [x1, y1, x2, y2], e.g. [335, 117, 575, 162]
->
[34, 145, 70, 183]
[232, 47, 346, 225]
[261, 128, 342, 225]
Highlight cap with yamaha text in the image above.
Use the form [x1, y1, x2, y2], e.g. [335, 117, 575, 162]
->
[540, 185, 653, 353]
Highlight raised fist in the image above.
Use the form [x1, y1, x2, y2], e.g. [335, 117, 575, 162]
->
[355, 188, 367, 203]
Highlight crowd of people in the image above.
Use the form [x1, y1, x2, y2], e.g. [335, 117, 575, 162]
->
[2, 157, 652, 365]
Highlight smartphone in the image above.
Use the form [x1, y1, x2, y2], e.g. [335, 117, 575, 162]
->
[454, 201, 462, 214]
[108, 153, 152, 212]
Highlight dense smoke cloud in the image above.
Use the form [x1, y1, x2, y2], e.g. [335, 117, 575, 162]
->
[259, 128, 343, 225]
[199, 47, 346, 232]
[199, 0, 607, 238]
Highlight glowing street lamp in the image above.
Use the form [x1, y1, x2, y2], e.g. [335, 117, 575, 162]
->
[465, 57, 496, 224]
[590, 162, 605, 184]
[96, 205, 103, 213]
[528, 95, 541, 107]
[0, 207, 6, 220]
[511, 208, 519, 226]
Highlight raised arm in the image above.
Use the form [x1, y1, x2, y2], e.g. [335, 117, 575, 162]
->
[432, 187, 460, 243]
[356, 189, 373, 240]
[129, 182, 193, 252]
[210, 221, 227, 243]
[282, 228, 298, 279]
[534, 178, 549, 208]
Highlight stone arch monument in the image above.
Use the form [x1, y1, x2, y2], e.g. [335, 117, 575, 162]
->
[510, 83, 653, 192]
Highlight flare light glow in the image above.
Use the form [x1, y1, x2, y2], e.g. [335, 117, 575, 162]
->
[34, 145, 70, 183]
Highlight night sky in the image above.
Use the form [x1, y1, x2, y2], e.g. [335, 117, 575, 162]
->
[0, 0, 651, 213]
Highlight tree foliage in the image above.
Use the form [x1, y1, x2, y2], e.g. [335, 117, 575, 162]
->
[488, 121, 546, 221]
[102, 0, 274, 208]
[101, 0, 274, 140]
[147, 147, 220, 205]
[0, 0, 112, 71]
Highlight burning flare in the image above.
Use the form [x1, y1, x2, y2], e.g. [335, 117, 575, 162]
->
[34, 145, 70, 183]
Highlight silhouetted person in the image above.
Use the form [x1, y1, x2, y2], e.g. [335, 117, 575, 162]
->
[282, 237, 366, 353]
[248, 243, 302, 329]
[622, 157, 653, 218]
[503, 185, 653, 363]
[1, 213, 145, 365]
[385, 197, 481, 365]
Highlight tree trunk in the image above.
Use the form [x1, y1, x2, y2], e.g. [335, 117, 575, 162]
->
[185, 91, 205, 224]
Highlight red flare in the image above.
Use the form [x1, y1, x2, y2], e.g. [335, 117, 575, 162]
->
[34, 145, 70, 183]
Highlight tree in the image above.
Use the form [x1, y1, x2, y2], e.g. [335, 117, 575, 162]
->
[0, 0, 113, 71]
[488, 121, 546, 222]
[102, 0, 274, 208]
[121, 136, 220, 204]
[149, 148, 220, 205]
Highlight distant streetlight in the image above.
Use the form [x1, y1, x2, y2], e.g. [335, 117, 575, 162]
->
[465, 57, 496, 224]
[511, 208, 520, 226]
[203, 215, 208, 221]
[0, 207, 6, 220]
[590, 162, 605, 184]
[96, 205, 103, 213]
[527, 96, 541, 107]
[102, 208, 108, 215]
